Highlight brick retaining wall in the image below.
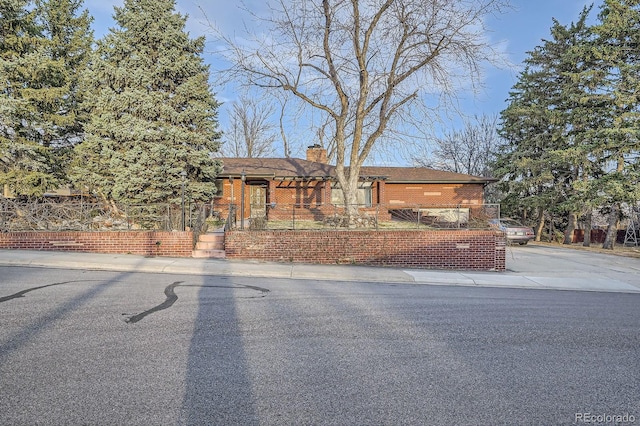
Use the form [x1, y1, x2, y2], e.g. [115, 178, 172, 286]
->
[0, 231, 193, 257]
[225, 230, 506, 271]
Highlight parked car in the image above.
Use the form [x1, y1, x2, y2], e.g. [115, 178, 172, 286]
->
[489, 218, 535, 245]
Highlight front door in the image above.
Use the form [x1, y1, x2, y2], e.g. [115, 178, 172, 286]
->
[250, 185, 267, 218]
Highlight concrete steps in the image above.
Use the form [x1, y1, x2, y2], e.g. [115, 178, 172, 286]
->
[192, 249, 226, 259]
[192, 232, 226, 258]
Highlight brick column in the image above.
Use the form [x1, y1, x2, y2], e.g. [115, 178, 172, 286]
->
[378, 180, 386, 204]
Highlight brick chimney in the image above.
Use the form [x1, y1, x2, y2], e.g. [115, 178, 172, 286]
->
[306, 144, 328, 164]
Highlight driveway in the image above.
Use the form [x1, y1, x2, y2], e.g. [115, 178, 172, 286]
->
[504, 243, 640, 291]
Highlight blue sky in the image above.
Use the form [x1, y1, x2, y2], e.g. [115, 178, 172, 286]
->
[84, 0, 603, 160]
[479, 0, 601, 113]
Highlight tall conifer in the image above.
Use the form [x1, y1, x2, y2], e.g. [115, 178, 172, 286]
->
[35, 0, 93, 148]
[496, 9, 595, 238]
[35, 0, 93, 183]
[585, 0, 640, 248]
[0, 0, 51, 195]
[0, 0, 92, 197]
[72, 0, 221, 205]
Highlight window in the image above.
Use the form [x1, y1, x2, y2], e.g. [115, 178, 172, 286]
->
[331, 182, 373, 207]
[214, 179, 224, 197]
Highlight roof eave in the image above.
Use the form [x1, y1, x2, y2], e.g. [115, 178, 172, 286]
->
[385, 179, 495, 184]
[218, 173, 275, 178]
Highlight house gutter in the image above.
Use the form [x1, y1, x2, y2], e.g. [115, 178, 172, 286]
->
[386, 179, 496, 184]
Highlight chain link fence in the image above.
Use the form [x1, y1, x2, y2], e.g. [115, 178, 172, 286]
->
[225, 203, 500, 231]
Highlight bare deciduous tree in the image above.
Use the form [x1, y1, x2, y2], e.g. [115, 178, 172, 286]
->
[218, 0, 509, 216]
[276, 94, 291, 158]
[223, 95, 277, 158]
[415, 114, 503, 177]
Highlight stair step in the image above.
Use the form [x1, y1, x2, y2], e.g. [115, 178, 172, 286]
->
[193, 232, 225, 258]
[192, 249, 226, 259]
[198, 233, 225, 243]
[195, 241, 224, 250]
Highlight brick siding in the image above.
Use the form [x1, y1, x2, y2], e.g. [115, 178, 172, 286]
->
[213, 179, 486, 222]
[0, 231, 193, 257]
[225, 230, 506, 271]
[384, 183, 484, 206]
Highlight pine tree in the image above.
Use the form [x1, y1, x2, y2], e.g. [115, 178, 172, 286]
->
[496, 10, 596, 240]
[496, 63, 560, 237]
[71, 0, 221, 206]
[584, 0, 640, 249]
[0, 0, 53, 196]
[35, 0, 93, 150]
[0, 0, 92, 197]
[541, 9, 602, 244]
[36, 0, 93, 193]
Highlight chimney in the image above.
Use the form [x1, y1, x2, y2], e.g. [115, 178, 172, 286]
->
[306, 144, 328, 164]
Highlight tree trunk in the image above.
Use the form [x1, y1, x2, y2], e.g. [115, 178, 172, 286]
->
[344, 183, 359, 224]
[602, 205, 619, 250]
[550, 215, 559, 243]
[535, 209, 545, 242]
[603, 157, 625, 250]
[563, 212, 578, 245]
[335, 166, 361, 225]
[583, 210, 592, 247]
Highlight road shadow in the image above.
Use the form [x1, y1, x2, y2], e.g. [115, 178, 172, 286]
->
[0, 266, 134, 363]
[181, 276, 261, 425]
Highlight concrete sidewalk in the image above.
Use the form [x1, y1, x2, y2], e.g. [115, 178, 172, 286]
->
[1, 248, 639, 294]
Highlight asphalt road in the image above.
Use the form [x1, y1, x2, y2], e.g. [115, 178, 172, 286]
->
[1, 266, 639, 425]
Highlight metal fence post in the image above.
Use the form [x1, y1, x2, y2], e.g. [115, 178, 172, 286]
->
[240, 170, 245, 230]
[126, 205, 130, 230]
[181, 171, 186, 231]
[187, 195, 192, 230]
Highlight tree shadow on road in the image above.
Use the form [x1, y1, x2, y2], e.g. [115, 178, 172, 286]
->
[181, 276, 263, 425]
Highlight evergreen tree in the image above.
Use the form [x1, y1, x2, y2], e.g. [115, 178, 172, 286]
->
[71, 0, 221, 206]
[498, 2, 640, 248]
[0, 0, 92, 197]
[583, 0, 640, 249]
[35, 0, 93, 150]
[496, 8, 599, 241]
[496, 62, 557, 235]
[37, 0, 93, 196]
[0, 0, 54, 196]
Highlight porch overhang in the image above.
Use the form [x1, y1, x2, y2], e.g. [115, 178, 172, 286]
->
[273, 176, 332, 181]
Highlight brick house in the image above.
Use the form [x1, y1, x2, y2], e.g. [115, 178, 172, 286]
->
[213, 145, 496, 223]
